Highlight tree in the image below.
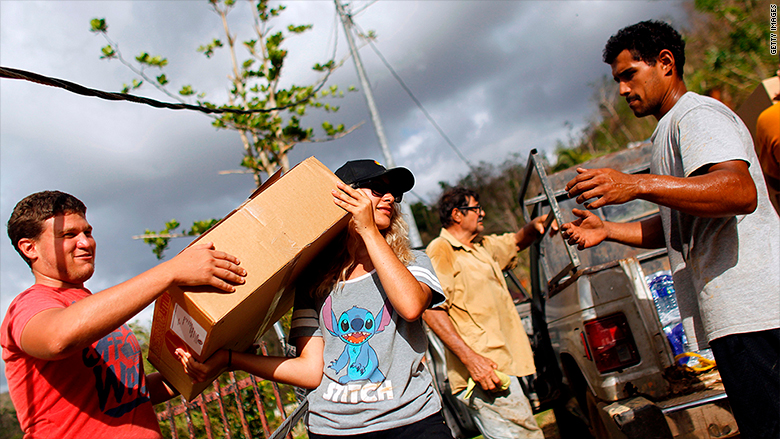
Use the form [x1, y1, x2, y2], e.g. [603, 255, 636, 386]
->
[685, 0, 778, 108]
[90, 0, 356, 258]
[0, 393, 22, 439]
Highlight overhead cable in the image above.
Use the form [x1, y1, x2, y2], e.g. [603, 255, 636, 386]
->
[0, 66, 313, 115]
[353, 24, 475, 171]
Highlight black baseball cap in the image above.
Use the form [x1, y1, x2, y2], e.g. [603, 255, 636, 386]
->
[335, 159, 414, 202]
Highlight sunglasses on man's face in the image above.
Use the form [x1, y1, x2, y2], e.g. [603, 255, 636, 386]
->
[352, 182, 403, 203]
[458, 205, 482, 213]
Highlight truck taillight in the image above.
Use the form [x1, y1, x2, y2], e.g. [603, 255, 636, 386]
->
[584, 313, 640, 373]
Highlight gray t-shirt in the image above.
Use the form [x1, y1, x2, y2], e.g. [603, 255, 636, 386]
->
[289, 250, 445, 435]
[651, 91, 780, 349]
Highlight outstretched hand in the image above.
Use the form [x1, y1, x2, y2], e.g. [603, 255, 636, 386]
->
[164, 242, 246, 293]
[530, 213, 559, 235]
[565, 167, 640, 209]
[561, 208, 608, 250]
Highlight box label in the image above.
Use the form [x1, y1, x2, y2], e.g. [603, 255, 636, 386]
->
[171, 304, 206, 355]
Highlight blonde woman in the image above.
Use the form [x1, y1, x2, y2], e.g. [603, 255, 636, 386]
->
[177, 160, 451, 438]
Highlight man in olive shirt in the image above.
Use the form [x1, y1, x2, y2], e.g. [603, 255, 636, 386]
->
[422, 187, 549, 439]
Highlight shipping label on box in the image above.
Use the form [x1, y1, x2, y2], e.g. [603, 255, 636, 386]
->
[170, 303, 207, 355]
[147, 156, 349, 400]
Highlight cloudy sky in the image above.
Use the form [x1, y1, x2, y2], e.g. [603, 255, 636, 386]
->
[0, 0, 688, 390]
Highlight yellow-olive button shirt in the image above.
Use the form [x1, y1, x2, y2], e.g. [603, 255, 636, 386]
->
[426, 228, 536, 394]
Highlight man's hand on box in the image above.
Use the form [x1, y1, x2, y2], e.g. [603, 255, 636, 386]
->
[165, 242, 247, 292]
[175, 348, 229, 383]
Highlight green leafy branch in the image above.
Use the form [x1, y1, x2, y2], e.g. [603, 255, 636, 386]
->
[134, 219, 220, 260]
[90, 18, 185, 97]
[93, 1, 359, 258]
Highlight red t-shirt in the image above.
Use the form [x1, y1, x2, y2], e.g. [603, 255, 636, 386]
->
[1, 285, 163, 438]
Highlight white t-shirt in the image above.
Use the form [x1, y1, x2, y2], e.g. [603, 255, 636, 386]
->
[651, 92, 780, 349]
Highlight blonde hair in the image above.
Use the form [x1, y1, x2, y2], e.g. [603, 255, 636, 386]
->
[309, 204, 414, 299]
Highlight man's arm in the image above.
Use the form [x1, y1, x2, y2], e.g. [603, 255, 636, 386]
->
[561, 209, 665, 250]
[422, 308, 503, 391]
[514, 213, 558, 252]
[19, 242, 246, 360]
[565, 160, 757, 217]
[147, 372, 180, 405]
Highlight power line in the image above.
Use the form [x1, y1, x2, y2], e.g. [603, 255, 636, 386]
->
[350, 1, 378, 16]
[352, 24, 475, 171]
[0, 66, 315, 115]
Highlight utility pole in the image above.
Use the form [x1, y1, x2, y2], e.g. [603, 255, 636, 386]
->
[334, 0, 423, 248]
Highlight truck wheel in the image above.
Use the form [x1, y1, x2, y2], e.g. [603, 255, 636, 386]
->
[586, 390, 611, 438]
[553, 399, 593, 439]
[586, 391, 629, 439]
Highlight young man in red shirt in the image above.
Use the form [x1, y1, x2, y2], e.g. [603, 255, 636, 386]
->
[2, 190, 246, 438]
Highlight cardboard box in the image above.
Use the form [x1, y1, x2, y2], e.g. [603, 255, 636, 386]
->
[147, 157, 349, 400]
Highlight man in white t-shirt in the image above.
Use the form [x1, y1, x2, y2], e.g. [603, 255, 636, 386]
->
[561, 20, 779, 439]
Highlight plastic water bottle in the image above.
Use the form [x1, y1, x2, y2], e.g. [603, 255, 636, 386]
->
[646, 271, 686, 358]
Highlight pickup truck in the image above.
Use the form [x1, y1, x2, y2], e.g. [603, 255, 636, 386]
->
[516, 143, 739, 439]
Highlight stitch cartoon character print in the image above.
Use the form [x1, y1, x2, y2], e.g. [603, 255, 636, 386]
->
[289, 251, 446, 434]
[323, 295, 393, 384]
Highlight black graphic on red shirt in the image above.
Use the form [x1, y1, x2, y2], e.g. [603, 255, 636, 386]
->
[82, 324, 150, 418]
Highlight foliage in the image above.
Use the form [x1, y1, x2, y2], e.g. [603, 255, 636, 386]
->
[0, 393, 22, 439]
[90, 0, 355, 258]
[685, 0, 778, 108]
[140, 218, 220, 260]
[550, 76, 656, 173]
[128, 322, 305, 438]
[128, 322, 156, 376]
[157, 374, 304, 439]
[409, 200, 441, 246]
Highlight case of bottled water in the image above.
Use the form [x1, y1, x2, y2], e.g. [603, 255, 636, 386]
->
[646, 271, 686, 357]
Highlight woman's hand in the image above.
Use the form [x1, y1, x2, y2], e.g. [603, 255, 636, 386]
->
[175, 348, 229, 383]
[332, 182, 380, 238]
